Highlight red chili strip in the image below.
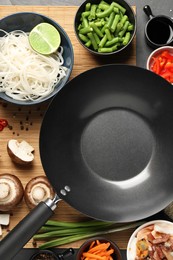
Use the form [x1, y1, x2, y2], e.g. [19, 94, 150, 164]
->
[0, 118, 8, 131]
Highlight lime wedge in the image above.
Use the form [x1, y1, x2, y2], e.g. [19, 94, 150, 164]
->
[29, 23, 61, 55]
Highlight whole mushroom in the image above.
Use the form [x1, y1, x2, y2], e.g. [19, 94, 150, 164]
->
[24, 176, 55, 209]
[0, 174, 24, 211]
[7, 139, 34, 165]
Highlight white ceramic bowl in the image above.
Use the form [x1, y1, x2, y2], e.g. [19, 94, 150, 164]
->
[146, 46, 173, 71]
[127, 220, 173, 260]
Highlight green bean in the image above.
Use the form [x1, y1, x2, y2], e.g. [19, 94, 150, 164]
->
[79, 33, 89, 43]
[82, 11, 90, 18]
[105, 28, 112, 41]
[98, 3, 110, 10]
[112, 2, 126, 14]
[106, 11, 115, 29]
[94, 20, 105, 27]
[98, 34, 107, 48]
[121, 15, 128, 26]
[85, 2, 91, 11]
[85, 40, 92, 47]
[114, 14, 127, 33]
[118, 20, 129, 37]
[128, 23, 134, 31]
[96, 3, 114, 18]
[88, 4, 97, 20]
[101, 22, 108, 33]
[79, 27, 93, 34]
[93, 32, 101, 45]
[105, 36, 119, 46]
[113, 7, 119, 14]
[110, 14, 120, 32]
[82, 16, 89, 28]
[87, 32, 98, 50]
[99, 0, 109, 6]
[98, 47, 114, 52]
[115, 21, 122, 34]
[122, 31, 131, 45]
[90, 22, 103, 38]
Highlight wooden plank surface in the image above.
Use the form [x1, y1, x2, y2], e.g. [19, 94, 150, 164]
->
[0, 6, 136, 250]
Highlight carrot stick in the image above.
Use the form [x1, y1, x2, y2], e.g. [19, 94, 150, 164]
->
[81, 240, 115, 260]
[82, 252, 106, 259]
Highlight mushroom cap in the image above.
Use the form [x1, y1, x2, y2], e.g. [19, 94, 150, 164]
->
[0, 174, 24, 211]
[24, 176, 55, 209]
[7, 139, 34, 165]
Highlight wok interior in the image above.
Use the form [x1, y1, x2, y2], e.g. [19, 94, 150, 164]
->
[40, 65, 173, 222]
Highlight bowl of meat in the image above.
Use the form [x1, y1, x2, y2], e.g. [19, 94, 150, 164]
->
[127, 220, 173, 260]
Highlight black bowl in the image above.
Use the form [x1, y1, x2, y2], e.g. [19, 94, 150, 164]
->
[76, 237, 122, 260]
[74, 0, 136, 56]
[0, 12, 74, 105]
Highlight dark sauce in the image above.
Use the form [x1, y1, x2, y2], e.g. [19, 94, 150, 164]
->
[147, 18, 173, 44]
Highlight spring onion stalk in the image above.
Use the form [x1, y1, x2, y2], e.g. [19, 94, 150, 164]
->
[35, 224, 113, 239]
[34, 220, 145, 249]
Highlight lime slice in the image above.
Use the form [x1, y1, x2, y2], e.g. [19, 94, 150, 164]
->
[29, 23, 61, 55]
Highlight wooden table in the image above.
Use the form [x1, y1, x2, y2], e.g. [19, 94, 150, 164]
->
[0, 5, 136, 251]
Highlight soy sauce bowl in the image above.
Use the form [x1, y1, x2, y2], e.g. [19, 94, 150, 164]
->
[76, 237, 122, 260]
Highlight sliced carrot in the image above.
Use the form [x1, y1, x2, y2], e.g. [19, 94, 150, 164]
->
[81, 240, 115, 260]
[89, 241, 96, 249]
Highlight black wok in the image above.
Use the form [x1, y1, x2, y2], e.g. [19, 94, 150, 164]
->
[1, 64, 173, 259]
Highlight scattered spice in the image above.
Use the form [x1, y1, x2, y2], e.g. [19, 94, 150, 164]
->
[31, 252, 56, 260]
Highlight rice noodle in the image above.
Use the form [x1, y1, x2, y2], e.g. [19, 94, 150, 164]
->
[0, 29, 68, 101]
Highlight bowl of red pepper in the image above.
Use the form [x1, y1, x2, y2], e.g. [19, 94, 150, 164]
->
[146, 46, 173, 84]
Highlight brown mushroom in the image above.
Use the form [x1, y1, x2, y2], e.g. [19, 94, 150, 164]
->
[7, 139, 34, 165]
[24, 176, 55, 209]
[0, 174, 24, 211]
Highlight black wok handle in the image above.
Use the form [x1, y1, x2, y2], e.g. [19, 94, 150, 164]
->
[143, 5, 154, 19]
[0, 200, 56, 260]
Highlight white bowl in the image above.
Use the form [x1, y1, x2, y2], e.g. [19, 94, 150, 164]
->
[146, 46, 173, 71]
[127, 220, 173, 260]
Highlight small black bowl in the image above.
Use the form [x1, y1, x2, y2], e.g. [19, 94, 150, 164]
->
[74, 0, 136, 56]
[0, 12, 74, 105]
[76, 237, 122, 260]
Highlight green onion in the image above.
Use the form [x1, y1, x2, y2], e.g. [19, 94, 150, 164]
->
[33, 220, 145, 249]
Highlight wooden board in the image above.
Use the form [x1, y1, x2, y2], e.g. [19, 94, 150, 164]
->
[0, 6, 136, 249]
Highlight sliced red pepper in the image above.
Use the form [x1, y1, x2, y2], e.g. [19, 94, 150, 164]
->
[151, 57, 161, 74]
[160, 50, 173, 61]
[165, 61, 173, 69]
[160, 70, 172, 81]
[158, 56, 167, 69]
[0, 119, 8, 127]
[150, 50, 173, 84]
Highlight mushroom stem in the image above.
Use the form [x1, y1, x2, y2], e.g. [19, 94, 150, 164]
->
[32, 186, 46, 202]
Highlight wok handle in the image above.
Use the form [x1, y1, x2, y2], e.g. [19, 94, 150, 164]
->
[0, 200, 56, 260]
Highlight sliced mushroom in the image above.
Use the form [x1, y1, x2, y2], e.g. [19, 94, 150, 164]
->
[7, 139, 34, 165]
[24, 176, 55, 209]
[0, 174, 24, 211]
[0, 214, 10, 225]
